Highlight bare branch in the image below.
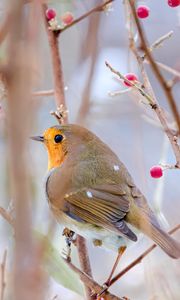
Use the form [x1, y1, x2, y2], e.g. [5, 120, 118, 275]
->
[64, 259, 124, 300]
[58, 0, 115, 35]
[145, 60, 180, 79]
[124, 2, 180, 167]
[109, 224, 180, 288]
[76, 236, 92, 300]
[142, 31, 173, 60]
[32, 89, 54, 97]
[128, 0, 180, 133]
[105, 61, 180, 167]
[42, 2, 93, 296]
[42, 3, 67, 120]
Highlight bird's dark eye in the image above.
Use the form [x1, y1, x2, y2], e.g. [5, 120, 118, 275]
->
[54, 134, 63, 143]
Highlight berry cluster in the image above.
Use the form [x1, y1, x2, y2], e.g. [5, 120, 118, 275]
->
[136, 1, 180, 20]
[46, 8, 74, 27]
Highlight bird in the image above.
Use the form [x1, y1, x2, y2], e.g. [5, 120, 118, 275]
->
[32, 124, 180, 262]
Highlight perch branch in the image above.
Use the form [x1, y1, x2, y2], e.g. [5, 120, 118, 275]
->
[128, 0, 180, 133]
[64, 259, 124, 300]
[76, 236, 93, 300]
[109, 224, 180, 287]
[42, 3, 93, 297]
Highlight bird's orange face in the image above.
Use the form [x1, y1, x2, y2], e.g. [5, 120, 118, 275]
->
[42, 127, 67, 170]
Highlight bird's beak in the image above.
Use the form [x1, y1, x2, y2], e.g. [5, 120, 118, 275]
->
[30, 136, 44, 142]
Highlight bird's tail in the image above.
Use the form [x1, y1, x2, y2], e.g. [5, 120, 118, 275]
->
[147, 224, 180, 259]
[127, 206, 180, 259]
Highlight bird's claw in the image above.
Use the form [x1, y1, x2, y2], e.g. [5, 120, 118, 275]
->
[62, 228, 76, 261]
[96, 283, 109, 298]
[61, 246, 71, 262]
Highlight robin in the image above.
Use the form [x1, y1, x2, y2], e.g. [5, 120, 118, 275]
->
[32, 124, 180, 284]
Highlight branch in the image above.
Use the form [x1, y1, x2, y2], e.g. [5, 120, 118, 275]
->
[0, 250, 7, 300]
[0, 206, 14, 227]
[42, 3, 67, 119]
[105, 61, 156, 105]
[124, 2, 180, 167]
[109, 224, 180, 288]
[145, 60, 180, 79]
[105, 61, 180, 167]
[76, 236, 93, 300]
[64, 259, 124, 300]
[42, 4, 93, 297]
[128, 0, 180, 133]
[32, 89, 54, 97]
[142, 30, 173, 60]
[57, 0, 115, 35]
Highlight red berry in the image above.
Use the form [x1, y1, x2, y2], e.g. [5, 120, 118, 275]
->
[124, 73, 138, 87]
[46, 8, 56, 21]
[168, 0, 180, 7]
[150, 166, 163, 178]
[137, 5, 150, 18]
[61, 12, 74, 25]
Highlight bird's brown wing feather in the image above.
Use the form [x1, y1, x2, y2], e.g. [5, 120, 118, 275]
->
[64, 185, 137, 241]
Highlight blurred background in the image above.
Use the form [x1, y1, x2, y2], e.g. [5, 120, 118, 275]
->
[0, 1, 180, 299]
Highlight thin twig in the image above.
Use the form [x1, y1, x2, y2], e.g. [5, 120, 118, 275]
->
[0, 250, 7, 300]
[64, 259, 124, 300]
[0, 206, 14, 227]
[109, 224, 180, 287]
[105, 61, 180, 167]
[124, 2, 180, 167]
[128, 0, 180, 133]
[142, 31, 173, 60]
[58, 0, 115, 35]
[105, 61, 155, 106]
[145, 60, 180, 79]
[32, 89, 54, 97]
[42, 4, 67, 119]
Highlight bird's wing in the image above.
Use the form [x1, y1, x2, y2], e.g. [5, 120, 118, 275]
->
[64, 184, 137, 242]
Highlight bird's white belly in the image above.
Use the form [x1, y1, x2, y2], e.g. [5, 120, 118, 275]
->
[56, 210, 136, 252]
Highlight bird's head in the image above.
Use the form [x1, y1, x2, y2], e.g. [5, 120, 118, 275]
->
[31, 124, 95, 170]
[31, 126, 68, 170]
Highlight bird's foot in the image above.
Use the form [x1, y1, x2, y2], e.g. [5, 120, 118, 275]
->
[62, 228, 76, 261]
[61, 246, 71, 262]
[95, 283, 109, 298]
